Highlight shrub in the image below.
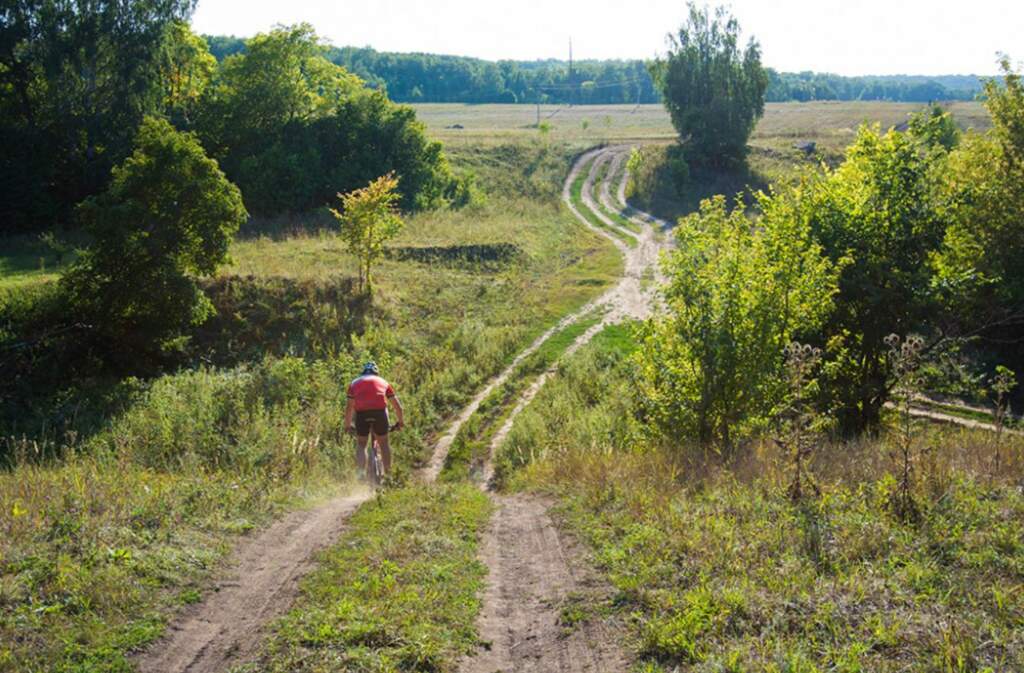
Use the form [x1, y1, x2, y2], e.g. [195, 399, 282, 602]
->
[61, 116, 247, 369]
[635, 193, 840, 452]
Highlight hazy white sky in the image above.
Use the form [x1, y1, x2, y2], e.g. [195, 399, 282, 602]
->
[192, 0, 1021, 76]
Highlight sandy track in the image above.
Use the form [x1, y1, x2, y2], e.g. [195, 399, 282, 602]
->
[458, 495, 628, 673]
[137, 147, 663, 673]
[480, 146, 670, 488]
[135, 491, 369, 673]
[462, 147, 673, 672]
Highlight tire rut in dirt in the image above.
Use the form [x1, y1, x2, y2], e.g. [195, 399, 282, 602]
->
[459, 495, 628, 673]
[134, 492, 368, 673]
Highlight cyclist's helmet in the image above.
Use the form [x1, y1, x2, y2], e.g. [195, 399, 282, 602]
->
[362, 361, 380, 376]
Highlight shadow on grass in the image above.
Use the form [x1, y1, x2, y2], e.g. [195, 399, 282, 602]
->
[385, 242, 523, 270]
[636, 162, 771, 225]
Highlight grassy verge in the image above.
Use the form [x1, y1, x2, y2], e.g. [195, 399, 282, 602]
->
[244, 483, 492, 673]
[499, 324, 1024, 672]
[569, 156, 639, 248]
[0, 453, 348, 673]
[440, 310, 605, 483]
[590, 159, 643, 234]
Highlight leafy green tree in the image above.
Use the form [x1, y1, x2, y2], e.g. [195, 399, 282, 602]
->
[0, 0, 196, 231]
[801, 127, 947, 434]
[62, 117, 247, 366]
[934, 58, 1024, 377]
[331, 174, 404, 292]
[636, 193, 840, 451]
[196, 24, 457, 215]
[648, 3, 767, 169]
[160, 21, 216, 126]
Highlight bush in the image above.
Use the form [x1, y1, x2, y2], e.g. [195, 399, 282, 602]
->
[636, 193, 840, 451]
[61, 116, 247, 369]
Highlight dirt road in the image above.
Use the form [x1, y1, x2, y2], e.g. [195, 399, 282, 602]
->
[135, 146, 666, 673]
[460, 146, 673, 672]
[458, 495, 628, 673]
[135, 491, 369, 673]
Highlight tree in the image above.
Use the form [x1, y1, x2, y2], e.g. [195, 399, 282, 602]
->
[331, 174, 404, 292]
[0, 0, 197, 232]
[635, 192, 840, 451]
[800, 126, 947, 435]
[933, 57, 1024, 378]
[196, 24, 458, 215]
[648, 3, 767, 169]
[160, 21, 216, 126]
[62, 116, 247, 367]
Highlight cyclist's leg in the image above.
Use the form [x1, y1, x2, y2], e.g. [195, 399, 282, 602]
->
[355, 433, 370, 478]
[377, 432, 392, 475]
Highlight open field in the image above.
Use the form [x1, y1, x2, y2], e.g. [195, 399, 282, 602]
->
[414, 101, 990, 149]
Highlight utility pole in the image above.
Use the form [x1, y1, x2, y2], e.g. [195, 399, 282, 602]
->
[568, 38, 574, 106]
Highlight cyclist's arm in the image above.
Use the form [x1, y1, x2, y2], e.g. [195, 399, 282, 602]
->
[344, 397, 355, 430]
[389, 394, 405, 427]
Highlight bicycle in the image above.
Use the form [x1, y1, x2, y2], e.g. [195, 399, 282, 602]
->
[353, 423, 402, 488]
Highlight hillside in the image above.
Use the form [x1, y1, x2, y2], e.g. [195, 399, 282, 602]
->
[4, 5, 1024, 673]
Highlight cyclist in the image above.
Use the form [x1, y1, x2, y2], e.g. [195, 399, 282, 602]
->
[344, 362, 404, 480]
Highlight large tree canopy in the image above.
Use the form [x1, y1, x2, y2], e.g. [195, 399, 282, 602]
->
[195, 24, 459, 215]
[62, 116, 247, 367]
[0, 0, 197, 232]
[649, 3, 767, 169]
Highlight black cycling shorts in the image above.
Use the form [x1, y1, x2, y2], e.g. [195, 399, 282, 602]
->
[355, 409, 389, 437]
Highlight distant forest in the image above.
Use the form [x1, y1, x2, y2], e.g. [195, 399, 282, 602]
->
[205, 37, 986, 105]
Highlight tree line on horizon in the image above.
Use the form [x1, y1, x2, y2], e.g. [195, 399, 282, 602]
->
[205, 36, 986, 106]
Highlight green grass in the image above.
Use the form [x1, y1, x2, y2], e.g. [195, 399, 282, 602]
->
[589, 158, 643, 234]
[497, 324, 1024, 672]
[569, 155, 639, 248]
[441, 310, 605, 483]
[243, 483, 492, 673]
[0, 138, 623, 671]
[0, 451, 351, 673]
[0, 236, 71, 292]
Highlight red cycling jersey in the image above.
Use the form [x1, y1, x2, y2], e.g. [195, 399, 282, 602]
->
[347, 375, 395, 411]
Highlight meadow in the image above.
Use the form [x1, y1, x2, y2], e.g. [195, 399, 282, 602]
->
[0, 138, 621, 671]
[498, 324, 1024, 672]
[0, 99, 1011, 673]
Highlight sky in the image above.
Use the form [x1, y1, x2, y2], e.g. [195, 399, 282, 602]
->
[191, 0, 1022, 76]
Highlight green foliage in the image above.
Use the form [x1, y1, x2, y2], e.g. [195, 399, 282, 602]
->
[934, 59, 1024, 377]
[62, 116, 247, 366]
[196, 24, 460, 215]
[636, 194, 840, 450]
[255, 484, 491, 672]
[159, 21, 216, 126]
[802, 126, 947, 434]
[331, 173, 404, 291]
[247, 42, 984, 106]
[0, 0, 197, 231]
[649, 3, 767, 168]
[908, 103, 961, 151]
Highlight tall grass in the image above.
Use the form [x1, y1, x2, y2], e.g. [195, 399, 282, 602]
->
[501, 324, 1024, 672]
[0, 137, 623, 670]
